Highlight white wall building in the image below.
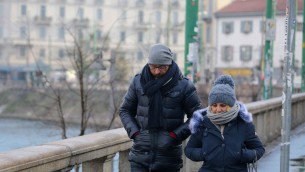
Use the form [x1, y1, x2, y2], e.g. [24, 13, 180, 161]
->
[0, 0, 186, 85]
[214, 0, 303, 84]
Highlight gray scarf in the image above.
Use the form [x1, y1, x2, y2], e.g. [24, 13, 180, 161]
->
[207, 103, 240, 125]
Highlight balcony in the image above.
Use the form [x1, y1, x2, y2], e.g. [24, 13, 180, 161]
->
[72, 18, 90, 28]
[34, 16, 52, 25]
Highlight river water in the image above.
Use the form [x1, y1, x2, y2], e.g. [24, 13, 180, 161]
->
[0, 117, 119, 171]
[0, 117, 96, 152]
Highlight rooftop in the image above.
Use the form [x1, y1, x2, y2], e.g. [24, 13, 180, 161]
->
[216, 0, 303, 17]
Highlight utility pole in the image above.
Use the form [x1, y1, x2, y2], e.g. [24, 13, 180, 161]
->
[263, 0, 275, 99]
[280, 0, 296, 171]
[184, 0, 199, 83]
[301, 1, 305, 92]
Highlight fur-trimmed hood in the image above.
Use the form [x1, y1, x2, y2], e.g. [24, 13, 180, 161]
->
[189, 102, 252, 134]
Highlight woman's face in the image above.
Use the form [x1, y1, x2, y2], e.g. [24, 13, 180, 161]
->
[211, 103, 230, 113]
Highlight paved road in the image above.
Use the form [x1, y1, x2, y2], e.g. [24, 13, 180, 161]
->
[257, 123, 305, 171]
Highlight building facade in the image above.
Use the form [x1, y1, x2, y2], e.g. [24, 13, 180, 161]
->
[0, 0, 185, 86]
[214, 0, 303, 85]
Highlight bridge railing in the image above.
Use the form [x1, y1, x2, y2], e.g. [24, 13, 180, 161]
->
[1, 93, 305, 172]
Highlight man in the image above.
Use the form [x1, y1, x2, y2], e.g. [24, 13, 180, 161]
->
[119, 43, 203, 172]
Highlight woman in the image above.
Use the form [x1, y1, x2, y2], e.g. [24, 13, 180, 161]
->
[184, 75, 265, 172]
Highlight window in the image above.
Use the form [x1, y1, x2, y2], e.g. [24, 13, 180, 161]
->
[155, 31, 161, 43]
[172, 11, 179, 26]
[59, 7, 65, 18]
[97, 9, 102, 20]
[40, 5, 46, 18]
[96, 0, 104, 5]
[20, 47, 26, 57]
[78, 0, 85, 4]
[39, 26, 47, 39]
[260, 20, 266, 33]
[20, 26, 27, 39]
[137, 51, 143, 61]
[155, 11, 161, 23]
[120, 31, 125, 42]
[137, 32, 143, 43]
[240, 46, 252, 62]
[39, 48, 46, 58]
[222, 22, 234, 34]
[241, 21, 252, 34]
[153, 0, 162, 8]
[0, 27, 3, 38]
[138, 10, 144, 24]
[58, 49, 65, 58]
[21, 4, 27, 16]
[221, 46, 233, 62]
[172, 32, 178, 45]
[58, 27, 65, 39]
[206, 25, 211, 44]
[172, 0, 180, 8]
[136, 0, 145, 7]
[78, 8, 84, 19]
[95, 30, 102, 40]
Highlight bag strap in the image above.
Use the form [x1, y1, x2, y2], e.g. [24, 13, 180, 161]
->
[247, 150, 258, 172]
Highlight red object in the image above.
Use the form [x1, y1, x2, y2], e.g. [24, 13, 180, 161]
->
[132, 131, 140, 138]
[192, 1, 195, 6]
[169, 132, 177, 139]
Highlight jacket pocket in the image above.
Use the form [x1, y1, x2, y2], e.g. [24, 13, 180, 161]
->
[132, 130, 150, 151]
[158, 131, 180, 149]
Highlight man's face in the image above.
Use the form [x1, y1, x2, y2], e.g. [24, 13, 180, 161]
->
[148, 64, 170, 79]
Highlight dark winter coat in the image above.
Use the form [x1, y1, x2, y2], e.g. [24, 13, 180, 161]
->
[119, 73, 202, 171]
[185, 103, 265, 172]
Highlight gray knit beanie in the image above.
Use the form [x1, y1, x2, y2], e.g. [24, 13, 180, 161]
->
[208, 75, 236, 107]
[148, 43, 173, 65]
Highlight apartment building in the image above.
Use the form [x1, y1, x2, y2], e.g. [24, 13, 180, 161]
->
[214, 0, 303, 84]
[0, 0, 185, 86]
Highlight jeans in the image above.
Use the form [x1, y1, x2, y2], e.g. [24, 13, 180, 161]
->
[130, 162, 180, 172]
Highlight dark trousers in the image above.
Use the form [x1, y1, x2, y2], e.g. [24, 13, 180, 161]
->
[130, 162, 180, 172]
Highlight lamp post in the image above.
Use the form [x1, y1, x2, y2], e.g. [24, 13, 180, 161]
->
[301, 0, 305, 92]
[184, 0, 198, 83]
[263, 0, 276, 99]
[280, 0, 296, 171]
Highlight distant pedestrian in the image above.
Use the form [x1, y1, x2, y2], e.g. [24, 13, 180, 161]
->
[185, 74, 265, 172]
[119, 43, 203, 172]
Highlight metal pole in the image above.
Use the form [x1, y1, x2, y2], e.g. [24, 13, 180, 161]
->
[301, 1, 305, 92]
[184, 0, 198, 82]
[198, 0, 204, 82]
[166, 0, 171, 46]
[280, 0, 296, 171]
[263, 0, 274, 99]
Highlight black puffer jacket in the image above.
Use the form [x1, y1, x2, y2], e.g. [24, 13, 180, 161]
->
[120, 73, 202, 171]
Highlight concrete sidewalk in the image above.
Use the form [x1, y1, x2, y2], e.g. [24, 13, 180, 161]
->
[257, 123, 305, 171]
